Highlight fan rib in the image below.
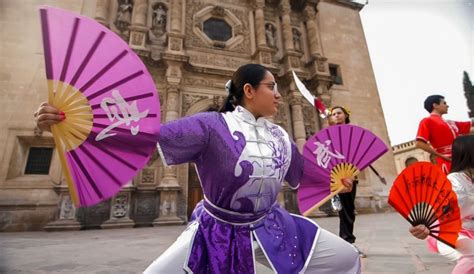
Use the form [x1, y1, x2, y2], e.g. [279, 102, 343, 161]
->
[39, 9, 53, 80]
[347, 127, 354, 162]
[338, 126, 344, 160]
[79, 50, 128, 93]
[54, 18, 80, 106]
[425, 170, 441, 226]
[419, 165, 430, 224]
[426, 178, 451, 227]
[402, 173, 419, 223]
[354, 136, 376, 168]
[90, 127, 150, 157]
[91, 92, 155, 110]
[58, 88, 83, 110]
[78, 145, 122, 187]
[93, 122, 157, 140]
[429, 233, 456, 249]
[69, 150, 104, 200]
[86, 70, 144, 101]
[413, 166, 422, 224]
[93, 113, 157, 119]
[62, 120, 92, 136]
[56, 123, 78, 150]
[350, 131, 366, 164]
[59, 18, 79, 83]
[69, 159, 86, 205]
[69, 31, 106, 87]
[391, 185, 414, 224]
[429, 216, 461, 230]
[325, 129, 338, 168]
[87, 134, 138, 171]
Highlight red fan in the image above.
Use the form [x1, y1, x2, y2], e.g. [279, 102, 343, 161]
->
[388, 162, 462, 248]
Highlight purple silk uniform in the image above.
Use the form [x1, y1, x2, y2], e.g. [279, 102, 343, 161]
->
[158, 106, 320, 273]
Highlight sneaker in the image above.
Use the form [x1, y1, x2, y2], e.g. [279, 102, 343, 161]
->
[331, 195, 342, 212]
[352, 245, 367, 258]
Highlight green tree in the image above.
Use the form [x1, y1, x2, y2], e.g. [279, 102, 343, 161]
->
[463, 71, 474, 117]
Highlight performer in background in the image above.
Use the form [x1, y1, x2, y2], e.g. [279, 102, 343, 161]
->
[35, 64, 360, 273]
[329, 106, 368, 258]
[416, 95, 473, 174]
[409, 135, 474, 274]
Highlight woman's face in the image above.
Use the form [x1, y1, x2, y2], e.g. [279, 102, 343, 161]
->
[330, 108, 347, 125]
[248, 71, 281, 117]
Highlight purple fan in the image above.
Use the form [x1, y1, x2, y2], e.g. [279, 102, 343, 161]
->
[39, 7, 160, 207]
[297, 124, 388, 216]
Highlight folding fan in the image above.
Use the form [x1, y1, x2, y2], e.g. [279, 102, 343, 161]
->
[39, 7, 160, 207]
[388, 162, 461, 248]
[297, 124, 388, 216]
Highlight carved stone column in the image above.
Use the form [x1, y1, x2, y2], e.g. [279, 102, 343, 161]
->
[279, 0, 294, 52]
[166, 0, 185, 54]
[128, 0, 148, 52]
[44, 188, 81, 231]
[289, 85, 306, 151]
[170, 0, 183, 33]
[303, 5, 322, 58]
[254, 0, 266, 48]
[279, 0, 302, 72]
[134, 156, 160, 226]
[253, 0, 276, 66]
[94, 0, 110, 27]
[153, 62, 184, 225]
[102, 184, 135, 229]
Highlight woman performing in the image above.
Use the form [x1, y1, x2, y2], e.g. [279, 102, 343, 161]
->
[35, 64, 360, 273]
[409, 135, 474, 274]
[328, 106, 366, 258]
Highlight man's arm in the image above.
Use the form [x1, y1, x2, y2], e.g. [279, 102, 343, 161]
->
[415, 140, 450, 161]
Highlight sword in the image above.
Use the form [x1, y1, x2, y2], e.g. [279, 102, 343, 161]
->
[369, 165, 387, 185]
[292, 70, 330, 118]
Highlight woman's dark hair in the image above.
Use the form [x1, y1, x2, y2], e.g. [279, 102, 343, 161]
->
[451, 135, 474, 173]
[330, 106, 350, 124]
[423, 95, 444, 113]
[219, 64, 268, 112]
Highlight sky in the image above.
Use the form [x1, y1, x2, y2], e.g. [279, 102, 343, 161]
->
[359, 0, 474, 145]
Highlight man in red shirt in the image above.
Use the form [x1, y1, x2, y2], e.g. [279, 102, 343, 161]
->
[416, 95, 473, 174]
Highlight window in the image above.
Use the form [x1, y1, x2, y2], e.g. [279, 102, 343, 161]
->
[329, 64, 343, 85]
[203, 18, 232, 42]
[193, 6, 243, 50]
[24, 147, 54, 175]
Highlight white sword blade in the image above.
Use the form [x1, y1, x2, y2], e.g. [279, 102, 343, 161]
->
[292, 70, 315, 107]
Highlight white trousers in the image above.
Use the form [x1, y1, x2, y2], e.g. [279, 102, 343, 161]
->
[144, 222, 361, 274]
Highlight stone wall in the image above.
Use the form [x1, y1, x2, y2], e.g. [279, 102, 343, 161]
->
[0, 0, 398, 231]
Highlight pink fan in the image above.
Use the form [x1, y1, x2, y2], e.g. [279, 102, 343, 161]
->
[39, 7, 160, 207]
[297, 124, 388, 216]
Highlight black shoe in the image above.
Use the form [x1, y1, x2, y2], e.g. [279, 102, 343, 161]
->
[352, 244, 367, 258]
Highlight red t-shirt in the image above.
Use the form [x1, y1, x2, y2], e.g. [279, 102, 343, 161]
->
[416, 114, 471, 173]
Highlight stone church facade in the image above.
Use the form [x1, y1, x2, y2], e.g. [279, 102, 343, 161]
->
[0, 0, 398, 231]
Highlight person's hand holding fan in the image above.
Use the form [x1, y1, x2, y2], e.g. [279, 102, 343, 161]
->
[297, 124, 388, 216]
[388, 162, 462, 248]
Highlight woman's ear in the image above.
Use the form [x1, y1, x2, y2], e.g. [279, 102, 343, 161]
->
[243, 83, 254, 100]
